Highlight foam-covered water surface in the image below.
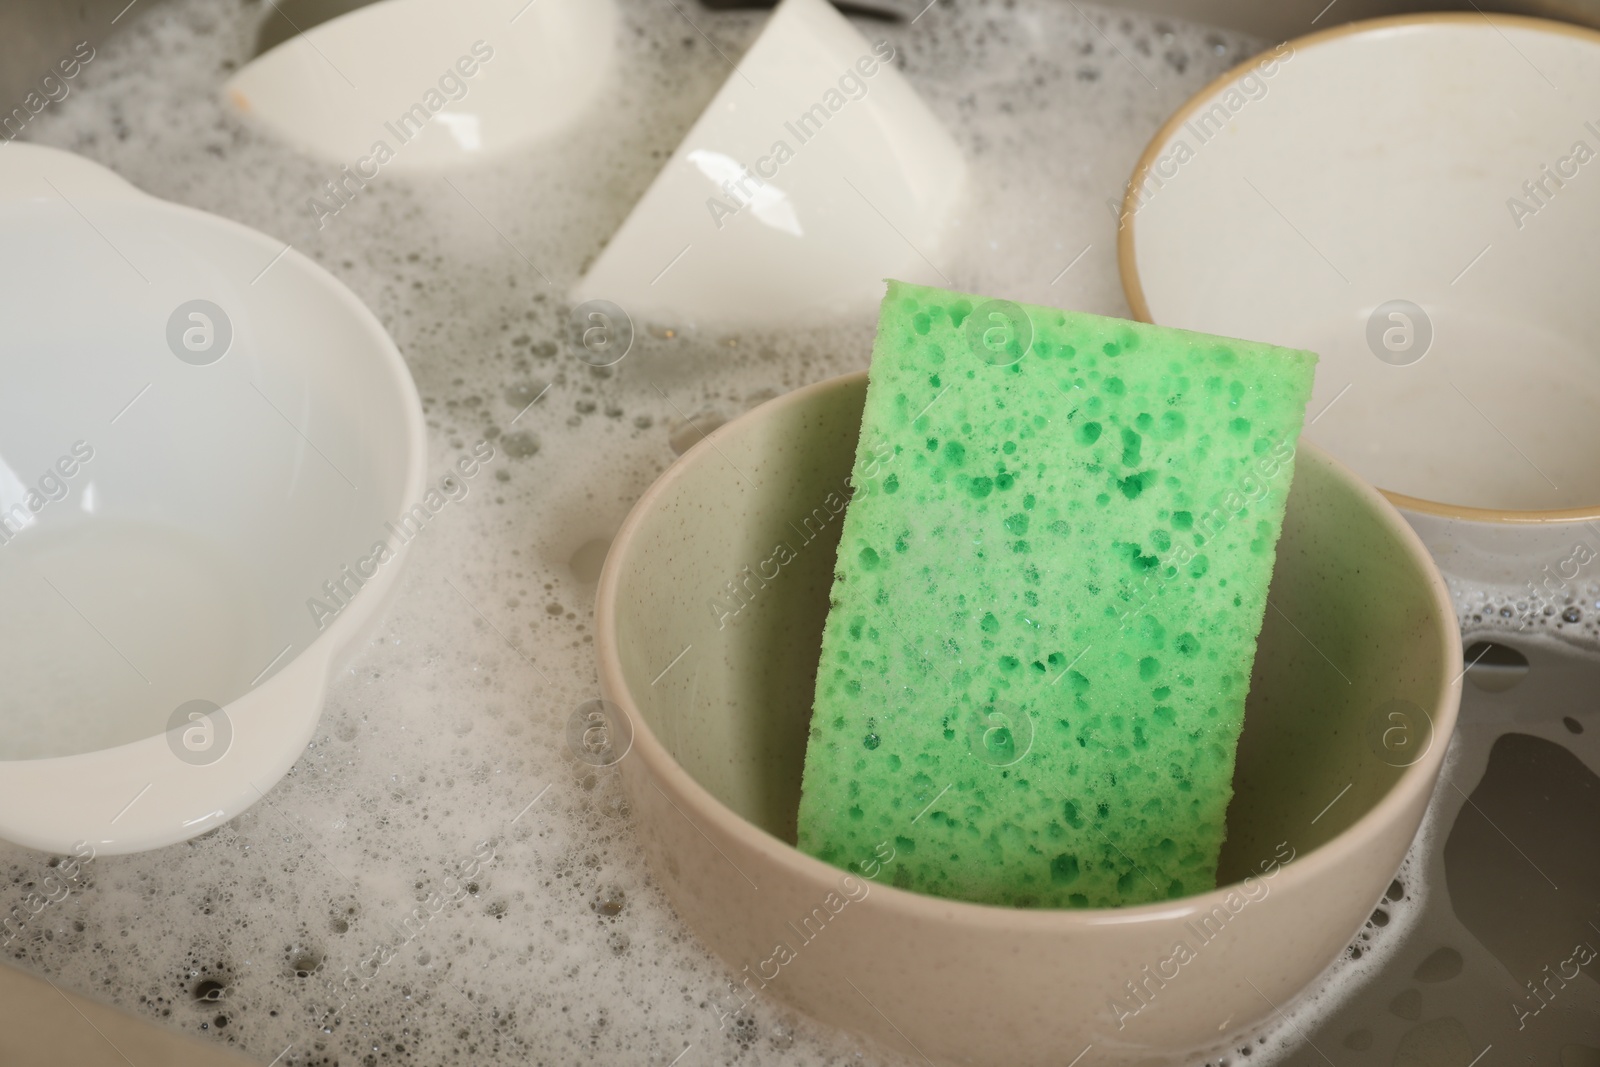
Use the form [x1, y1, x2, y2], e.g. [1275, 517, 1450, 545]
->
[3, 1, 1438, 1063]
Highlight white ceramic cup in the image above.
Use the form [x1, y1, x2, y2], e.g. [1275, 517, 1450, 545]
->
[0, 144, 426, 854]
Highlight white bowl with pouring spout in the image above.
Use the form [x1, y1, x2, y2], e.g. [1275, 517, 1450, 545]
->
[0, 144, 426, 854]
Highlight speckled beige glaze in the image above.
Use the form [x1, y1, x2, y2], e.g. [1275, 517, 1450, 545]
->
[595, 370, 1462, 1067]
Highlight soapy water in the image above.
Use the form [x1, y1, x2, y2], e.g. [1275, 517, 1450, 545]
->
[0, 1, 1442, 1064]
[1454, 575, 1600, 655]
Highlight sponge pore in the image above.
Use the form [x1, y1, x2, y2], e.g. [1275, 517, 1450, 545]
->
[795, 280, 1317, 908]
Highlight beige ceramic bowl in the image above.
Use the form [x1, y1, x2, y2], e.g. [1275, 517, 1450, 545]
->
[595, 371, 1461, 1066]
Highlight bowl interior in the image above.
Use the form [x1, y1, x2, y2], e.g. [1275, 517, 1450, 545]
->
[0, 193, 417, 759]
[1125, 16, 1600, 514]
[608, 372, 1453, 892]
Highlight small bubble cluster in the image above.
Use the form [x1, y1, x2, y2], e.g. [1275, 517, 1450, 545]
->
[1451, 575, 1600, 654]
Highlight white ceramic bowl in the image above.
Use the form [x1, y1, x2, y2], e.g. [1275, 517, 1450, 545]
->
[571, 0, 966, 326]
[0, 144, 425, 854]
[1119, 14, 1600, 589]
[596, 370, 1462, 1066]
[225, 0, 615, 170]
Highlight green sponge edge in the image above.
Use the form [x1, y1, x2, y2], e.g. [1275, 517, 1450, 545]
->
[795, 280, 1317, 909]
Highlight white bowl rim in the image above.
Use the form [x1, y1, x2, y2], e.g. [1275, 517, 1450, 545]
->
[595, 369, 1464, 932]
[1117, 11, 1600, 527]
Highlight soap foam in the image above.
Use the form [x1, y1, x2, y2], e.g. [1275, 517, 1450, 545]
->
[0, 1, 1413, 1064]
[1452, 575, 1600, 657]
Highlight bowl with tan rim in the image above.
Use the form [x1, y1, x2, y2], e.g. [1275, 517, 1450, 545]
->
[1118, 14, 1600, 604]
[594, 370, 1461, 1065]
[0, 144, 427, 855]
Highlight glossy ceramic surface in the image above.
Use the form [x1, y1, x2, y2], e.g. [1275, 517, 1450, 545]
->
[0, 144, 426, 854]
[571, 0, 966, 327]
[595, 370, 1463, 1066]
[1120, 15, 1600, 586]
[224, 0, 615, 169]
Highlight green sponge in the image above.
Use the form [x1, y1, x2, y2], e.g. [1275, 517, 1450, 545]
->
[796, 281, 1316, 908]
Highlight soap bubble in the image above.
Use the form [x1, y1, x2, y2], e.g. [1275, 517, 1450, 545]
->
[166, 699, 232, 766]
[965, 299, 1033, 367]
[1364, 300, 1432, 366]
[1364, 698, 1433, 768]
[166, 299, 233, 365]
[566, 697, 633, 767]
[965, 700, 1033, 767]
[570, 299, 634, 368]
